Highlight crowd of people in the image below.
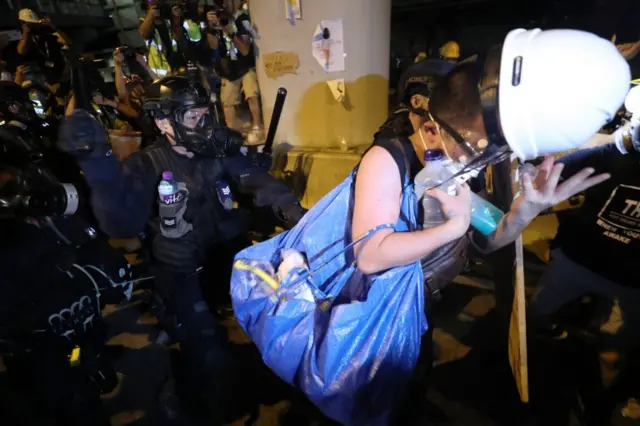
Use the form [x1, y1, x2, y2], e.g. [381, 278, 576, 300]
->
[2, 1, 640, 425]
[0, 0, 264, 144]
[0, 2, 297, 425]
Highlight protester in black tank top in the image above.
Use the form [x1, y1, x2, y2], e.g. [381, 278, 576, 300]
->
[354, 51, 614, 426]
[353, 59, 611, 279]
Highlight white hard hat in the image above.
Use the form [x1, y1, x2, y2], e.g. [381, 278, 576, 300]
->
[499, 28, 630, 160]
[18, 8, 40, 24]
[624, 85, 640, 114]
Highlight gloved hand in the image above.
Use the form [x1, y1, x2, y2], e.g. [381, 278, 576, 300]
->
[211, 127, 243, 157]
[271, 195, 306, 229]
[57, 109, 112, 158]
[159, 183, 193, 239]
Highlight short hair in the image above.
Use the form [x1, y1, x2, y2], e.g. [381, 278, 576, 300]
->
[428, 62, 482, 130]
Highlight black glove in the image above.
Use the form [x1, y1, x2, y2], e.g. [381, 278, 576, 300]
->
[272, 195, 305, 229]
[211, 127, 243, 157]
[57, 109, 112, 158]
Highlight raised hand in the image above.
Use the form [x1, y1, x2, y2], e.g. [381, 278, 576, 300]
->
[520, 155, 610, 214]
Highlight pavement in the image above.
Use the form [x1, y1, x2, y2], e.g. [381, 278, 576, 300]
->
[2, 215, 639, 425]
[100, 274, 505, 426]
[96, 213, 639, 426]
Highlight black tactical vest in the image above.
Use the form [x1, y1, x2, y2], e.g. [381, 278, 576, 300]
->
[141, 140, 248, 272]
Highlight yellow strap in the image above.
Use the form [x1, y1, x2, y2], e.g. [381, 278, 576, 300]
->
[234, 260, 280, 291]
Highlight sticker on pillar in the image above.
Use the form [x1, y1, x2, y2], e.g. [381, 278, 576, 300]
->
[263, 51, 300, 78]
[312, 20, 344, 73]
[285, 0, 301, 24]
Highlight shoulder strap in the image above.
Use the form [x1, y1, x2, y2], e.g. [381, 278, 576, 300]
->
[372, 137, 412, 187]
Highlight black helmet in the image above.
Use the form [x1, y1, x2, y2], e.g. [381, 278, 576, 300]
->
[0, 81, 41, 127]
[143, 76, 224, 157]
[397, 59, 454, 111]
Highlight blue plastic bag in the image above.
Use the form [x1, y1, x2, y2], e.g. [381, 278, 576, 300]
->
[231, 169, 426, 426]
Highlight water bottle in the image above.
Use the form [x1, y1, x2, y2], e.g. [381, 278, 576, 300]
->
[414, 150, 505, 234]
[414, 150, 457, 228]
[158, 171, 179, 205]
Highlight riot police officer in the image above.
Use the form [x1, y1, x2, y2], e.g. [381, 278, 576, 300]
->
[0, 81, 132, 426]
[58, 75, 303, 423]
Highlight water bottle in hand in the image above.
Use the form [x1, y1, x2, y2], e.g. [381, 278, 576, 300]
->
[158, 171, 180, 205]
[415, 151, 506, 234]
[414, 150, 457, 228]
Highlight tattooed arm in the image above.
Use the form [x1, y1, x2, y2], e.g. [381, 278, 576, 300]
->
[472, 154, 611, 253]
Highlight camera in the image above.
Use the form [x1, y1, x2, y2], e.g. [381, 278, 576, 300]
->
[219, 11, 232, 27]
[0, 84, 80, 219]
[0, 159, 80, 219]
[117, 45, 138, 60]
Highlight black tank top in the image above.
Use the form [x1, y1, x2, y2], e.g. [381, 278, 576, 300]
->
[367, 135, 470, 299]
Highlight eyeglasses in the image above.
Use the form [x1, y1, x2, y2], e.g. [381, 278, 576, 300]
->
[428, 111, 512, 180]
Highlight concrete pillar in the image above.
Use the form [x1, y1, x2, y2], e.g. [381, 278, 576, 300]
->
[251, 0, 392, 150]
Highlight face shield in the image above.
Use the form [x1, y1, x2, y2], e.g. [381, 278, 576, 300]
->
[173, 105, 222, 157]
[428, 28, 630, 183]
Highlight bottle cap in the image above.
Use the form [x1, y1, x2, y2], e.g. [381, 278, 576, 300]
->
[162, 171, 173, 180]
[424, 149, 444, 162]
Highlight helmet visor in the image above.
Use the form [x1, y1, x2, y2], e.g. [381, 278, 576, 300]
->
[179, 106, 214, 134]
[174, 106, 223, 156]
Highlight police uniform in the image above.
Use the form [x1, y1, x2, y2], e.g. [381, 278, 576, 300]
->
[59, 76, 302, 422]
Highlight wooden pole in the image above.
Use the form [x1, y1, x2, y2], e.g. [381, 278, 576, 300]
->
[488, 157, 529, 403]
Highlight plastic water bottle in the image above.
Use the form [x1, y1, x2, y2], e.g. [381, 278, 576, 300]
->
[158, 171, 179, 204]
[414, 150, 457, 228]
[414, 150, 505, 234]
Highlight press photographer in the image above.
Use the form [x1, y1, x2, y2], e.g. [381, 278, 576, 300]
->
[16, 9, 70, 92]
[111, 46, 159, 139]
[139, 0, 180, 76]
[170, 0, 211, 67]
[215, 0, 263, 140]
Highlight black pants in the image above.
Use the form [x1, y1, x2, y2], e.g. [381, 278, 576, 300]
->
[154, 265, 230, 385]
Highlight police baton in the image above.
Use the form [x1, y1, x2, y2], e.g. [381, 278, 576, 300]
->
[250, 87, 287, 167]
[263, 87, 287, 155]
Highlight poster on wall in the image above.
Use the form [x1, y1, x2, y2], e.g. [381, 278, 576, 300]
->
[285, 0, 301, 24]
[311, 19, 345, 73]
[262, 51, 300, 78]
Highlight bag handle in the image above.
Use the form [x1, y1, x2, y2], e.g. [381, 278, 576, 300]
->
[289, 223, 395, 287]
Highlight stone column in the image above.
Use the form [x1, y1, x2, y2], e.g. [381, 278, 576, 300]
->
[251, 0, 392, 150]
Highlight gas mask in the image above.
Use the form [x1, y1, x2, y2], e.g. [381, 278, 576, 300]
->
[171, 106, 242, 157]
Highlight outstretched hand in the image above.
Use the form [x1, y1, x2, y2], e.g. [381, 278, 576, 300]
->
[520, 156, 610, 214]
[612, 34, 640, 61]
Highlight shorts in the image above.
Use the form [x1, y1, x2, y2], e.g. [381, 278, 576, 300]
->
[220, 69, 259, 106]
[530, 248, 640, 348]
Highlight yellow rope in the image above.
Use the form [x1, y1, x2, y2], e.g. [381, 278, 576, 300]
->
[234, 260, 280, 291]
